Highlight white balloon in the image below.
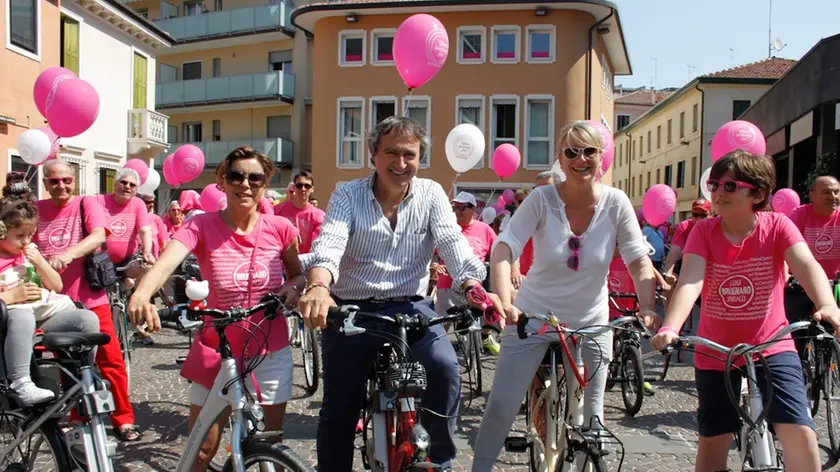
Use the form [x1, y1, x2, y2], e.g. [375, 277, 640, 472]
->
[481, 206, 497, 223]
[700, 167, 712, 201]
[445, 124, 486, 173]
[17, 129, 52, 165]
[137, 167, 161, 194]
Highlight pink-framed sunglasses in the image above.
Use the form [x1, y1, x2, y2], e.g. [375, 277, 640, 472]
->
[567, 235, 581, 271]
[706, 179, 756, 194]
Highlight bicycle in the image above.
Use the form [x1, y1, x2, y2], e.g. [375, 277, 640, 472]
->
[0, 308, 118, 471]
[504, 312, 624, 472]
[326, 303, 480, 472]
[107, 256, 147, 390]
[453, 314, 484, 398]
[284, 311, 321, 397]
[665, 320, 826, 471]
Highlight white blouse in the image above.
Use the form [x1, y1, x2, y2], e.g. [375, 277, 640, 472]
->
[495, 184, 649, 329]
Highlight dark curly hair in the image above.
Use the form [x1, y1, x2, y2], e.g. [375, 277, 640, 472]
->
[0, 186, 39, 238]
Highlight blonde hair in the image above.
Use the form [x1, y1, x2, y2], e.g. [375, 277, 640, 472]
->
[556, 121, 603, 151]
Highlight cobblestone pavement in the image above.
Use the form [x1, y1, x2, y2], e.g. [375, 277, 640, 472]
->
[114, 328, 839, 471]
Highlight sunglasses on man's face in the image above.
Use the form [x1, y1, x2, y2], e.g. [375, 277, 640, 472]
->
[118, 180, 137, 189]
[226, 170, 267, 188]
[706, 179, 756, 194]
[46, 177, 74, 186]
[563, 147, 600, 160]
[452, 204, 472, 212]
[295, 182, 313, 190]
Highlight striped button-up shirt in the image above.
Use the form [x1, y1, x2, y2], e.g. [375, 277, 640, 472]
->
[307, 174, 486, 300]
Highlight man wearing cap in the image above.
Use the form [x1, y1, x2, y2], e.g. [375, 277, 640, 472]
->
[661, 198, 712, 285]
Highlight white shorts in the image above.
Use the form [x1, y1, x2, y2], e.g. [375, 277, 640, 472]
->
[189, 347, 293, 407]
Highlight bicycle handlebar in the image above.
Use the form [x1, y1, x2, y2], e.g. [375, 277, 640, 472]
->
[669, 320, 821, 356]
[516, 312, 622, 340]
[326, 304, 480, 337]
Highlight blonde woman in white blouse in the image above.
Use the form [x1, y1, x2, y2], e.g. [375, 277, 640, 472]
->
[472, 121, 661, 471]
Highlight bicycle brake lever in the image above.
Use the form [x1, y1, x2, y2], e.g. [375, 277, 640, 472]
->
[468, 319, 482, 332]
[342, 308, 365, 336]
[178, 310, 203, 332]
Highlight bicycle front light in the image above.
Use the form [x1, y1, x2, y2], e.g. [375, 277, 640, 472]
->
[244, 403, 266, 431]
[410, 424, 431, 453]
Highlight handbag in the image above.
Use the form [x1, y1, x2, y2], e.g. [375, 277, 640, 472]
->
[78, 198, 117, 290]
[180, 217, 263, 389]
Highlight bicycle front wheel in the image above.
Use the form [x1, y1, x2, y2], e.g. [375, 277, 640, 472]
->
[221, 439, 313, 472]
[470, 329, 483, 396]
[822, 339, 840, 457]
[301, 326, 321, 396]
[0, 410, 72, 472]
[111, 305, 132, 389]
[620, 344, 644, 416]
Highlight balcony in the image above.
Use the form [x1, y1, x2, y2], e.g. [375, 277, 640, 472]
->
[154, 3, 292, 42]
[157, 138, 293, 169]
[127, 109, 170, 158]
[156, 72, 294, 109]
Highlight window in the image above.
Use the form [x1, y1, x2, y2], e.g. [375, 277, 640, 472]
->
[656, 125, 661, 149]
[526, 25, 554, 63]
[618, 142, 623, 166]
[617, 181, 621, 191]
[676, 160, 685, 188]
[269, 50, 292, 72]
[601, 53, 613, 101]
[667, 119, 672, 144]
[631, 176, 635, 197]
[337, 98, 364, 167]
[267, 116, 291, 140]
[524, 95, 554, 167]
[631, 140, 635, 160]
[167, 125, 177, 143]
[491, 26, 520, 63]
[679, 111, 685, 139]
[647, 130, 651, 153]
[691, 156, 697, 185]
[616, 114, 630, 130]
[212, 58, 221, 77]
[339, 30, 365, 66]
[66, 162, 81, 196]
[370, 96, 398, 129]
[60, 16, 79, 75]
[624, 178, 628, 193]
[646, 171, 651, 191]
[638, 174, 642, 196]
[490, 95, 519, 159]
[732, 100, 751, 120]
[403, 96, 431, 167]
[656, 168, 660, 184]
[183, 0, 202, 16]
[457, 26, 485, 64]
[214, 0, 221, 11]
[664, 164, 673, 187]
[8, 0, 38, 58]
[182, 61, 201, 80]
[371, 29, 395, 65]
[456, 95, 485, 168]
[639, 136, 643, 158]
[99, 168, 115, 195]
[692, 104, 699, 133]
[136, 8, 148, 18]
[133, 53, 147, 109]
[183, 122, 202, 142]
[212, 120, 221, 141]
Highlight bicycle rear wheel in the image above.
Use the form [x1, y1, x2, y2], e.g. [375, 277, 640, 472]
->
[221, 439, 313, 471]
[111, 305, 132, 390]
[470, 330, 483, 396]
[562, 442, 607, 472]
[301, 326, 321, 396]
[822, 339, 840, 457]
[803, 339, 819, 416]
[0, 410, 72, 472]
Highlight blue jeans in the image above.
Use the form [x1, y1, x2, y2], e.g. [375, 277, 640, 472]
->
[316, 297, 460, 471]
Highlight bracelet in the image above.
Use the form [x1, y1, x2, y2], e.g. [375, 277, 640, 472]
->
[301, 281, 329, 296]
[656, 326, 679, 336]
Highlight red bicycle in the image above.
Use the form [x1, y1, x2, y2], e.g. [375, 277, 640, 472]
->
[327, 304, 478, 472]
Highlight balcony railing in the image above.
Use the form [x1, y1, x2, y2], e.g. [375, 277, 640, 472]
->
[154, 3, 291, 42]
[157, 139, 293, 168]
[127, 109, 169, 156]
[155, 72, 294, 108]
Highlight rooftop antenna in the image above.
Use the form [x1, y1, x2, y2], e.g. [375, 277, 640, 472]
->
[767, 0, 772, 58]
[771, 37, 787, 55]
[729, 48, 735, 67]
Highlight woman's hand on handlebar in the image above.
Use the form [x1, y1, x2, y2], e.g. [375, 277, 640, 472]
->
[500, 301, 521, 325]
[813, 304, 840, 337]
[298, 286, 335, 330]
[127, 293, 161, 333]
[650, 329, 678, 352]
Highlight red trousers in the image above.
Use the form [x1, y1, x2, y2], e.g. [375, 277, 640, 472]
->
[70, 303, 134, 428]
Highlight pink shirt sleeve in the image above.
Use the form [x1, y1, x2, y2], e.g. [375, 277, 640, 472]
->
[311, 208, 325, 243]
[774, 212, 806, 259]
[268, 215, 299, 251]
[173, 216, 204, 257]
[82, 197, 110, 235]
[682, 219, 710, 260]
[133, 198, 151, 228]
[672, 220, 690, 248]
[787, 205, 807, 234]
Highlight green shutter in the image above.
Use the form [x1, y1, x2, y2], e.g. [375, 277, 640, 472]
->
[133, 53, 147, 109]
[62, 18, 79, 75]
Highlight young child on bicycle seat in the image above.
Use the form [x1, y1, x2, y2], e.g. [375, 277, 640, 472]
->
[0, 193, 73, 405]
[651, 150, 840, 472]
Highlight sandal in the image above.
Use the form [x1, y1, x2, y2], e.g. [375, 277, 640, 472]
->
[116, 424, 141, 442]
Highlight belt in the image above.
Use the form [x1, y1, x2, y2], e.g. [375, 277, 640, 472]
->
[334, 296, 424, 305]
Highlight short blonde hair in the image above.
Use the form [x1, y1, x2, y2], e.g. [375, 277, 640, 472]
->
[556, 121, 603, 151]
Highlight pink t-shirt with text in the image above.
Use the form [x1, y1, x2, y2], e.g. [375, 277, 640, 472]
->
[174, 212, 298, 356]
[684, 212, 803, 370]
[789, 204, 840, 279]
[671, 219, 694, 248]
[607, 257, 636, 319]
[34, 197, 110, 308]
[274, 201, 325, 254]
[438, 221, 497, 290]
[95, 194, 150, 263]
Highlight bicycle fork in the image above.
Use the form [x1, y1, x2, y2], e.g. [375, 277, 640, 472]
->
[65, 366, 117, 472]
[740, 359, 778, 469]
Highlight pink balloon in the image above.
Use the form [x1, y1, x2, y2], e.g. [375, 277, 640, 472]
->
[711, 120, 766, 162]
[642, 184, 677, 226]
[122, 159, 149, 184]
[33, 67, 76, 118]
[502, 189, 515, 203]
[172, 144, 205, 184]
[37, 126, 60, 160]
[584, 120, 615, 176]
[490, 202, 503, 213]
[392, 14, 449, 89]
[45, 78, 100, 138]
[492, 144, 521, 179]
[200, 184, 227, 213]
[163, 155, 180, 186]
[772, 189, 800, 216]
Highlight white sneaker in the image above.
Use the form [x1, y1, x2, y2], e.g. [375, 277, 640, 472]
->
[10, 379, 55, 406]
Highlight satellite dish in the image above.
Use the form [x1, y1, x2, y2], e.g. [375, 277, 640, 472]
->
[772, 38, 787, 52]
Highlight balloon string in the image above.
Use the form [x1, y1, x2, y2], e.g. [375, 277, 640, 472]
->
[159, 184, 181, 218]
[486, 179, 503, 205]
[403, 88, 414, 118]
[449, 173, 460, 199]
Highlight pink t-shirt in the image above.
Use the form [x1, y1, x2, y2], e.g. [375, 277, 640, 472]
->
[437, 221, 497, 290]
[174, 212, 298, 356]
[789, 204, 840, 279]
[0, 253, 24, 274]
[684, 212, 803, 370]
[274, 201, 325, 254]
[34, 197, 110, 308]
[671, 219, 694, 248]
[146, 213, 168, 259]
[95, 194, 150, 263]
[607, 257, 636, 319]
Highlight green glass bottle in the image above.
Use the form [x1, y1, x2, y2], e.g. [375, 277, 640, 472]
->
[25, 265, 42, 288]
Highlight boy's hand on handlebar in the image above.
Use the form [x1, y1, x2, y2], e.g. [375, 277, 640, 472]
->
[299, 286, 334, 330]
[639, 308, 663, 332]
[813, 304, 840, 337]
[127, 294, 161, 333]
[650, 329, 677, 352]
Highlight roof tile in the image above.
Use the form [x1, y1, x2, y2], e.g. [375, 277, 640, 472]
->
[615, 90, 672, 106]
[702, 57, 796, 80]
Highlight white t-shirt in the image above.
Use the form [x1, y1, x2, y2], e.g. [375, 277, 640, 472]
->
[495, 184, 648, 329]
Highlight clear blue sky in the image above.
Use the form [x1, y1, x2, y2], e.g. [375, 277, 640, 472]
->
[613, 0, 840, 89]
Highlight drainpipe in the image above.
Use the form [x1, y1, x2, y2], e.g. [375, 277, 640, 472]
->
[626, 132, 633, 205]
[694, 82, 705, 198]
[585, 9, 614, 120]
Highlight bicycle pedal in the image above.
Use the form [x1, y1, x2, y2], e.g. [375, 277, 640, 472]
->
[504, 436, 530, 453]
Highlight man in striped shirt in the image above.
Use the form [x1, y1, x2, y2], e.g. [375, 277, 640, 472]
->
[299, 116, 502, 471]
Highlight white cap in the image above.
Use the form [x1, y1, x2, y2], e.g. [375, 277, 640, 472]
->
[452, 191, 477, 207]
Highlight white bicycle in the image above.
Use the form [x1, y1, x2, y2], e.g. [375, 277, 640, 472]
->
[505, 312, 626, 472]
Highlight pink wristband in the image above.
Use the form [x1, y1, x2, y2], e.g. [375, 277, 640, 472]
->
[656, 326, 679, 336]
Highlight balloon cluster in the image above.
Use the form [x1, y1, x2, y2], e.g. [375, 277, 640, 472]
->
[161, 144, 205, 187]
[122, 159, 161, 195]
[18, 67, 101, 165]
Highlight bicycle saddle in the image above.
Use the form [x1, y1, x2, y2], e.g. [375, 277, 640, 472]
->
[41, 332, 111, 350]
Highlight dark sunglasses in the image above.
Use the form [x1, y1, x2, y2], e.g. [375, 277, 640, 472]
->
[295, 182, 313, 190]
[691, 212, 707, 218]
[226, 170, 267, 187]
[46, 177, 74, 186]
[567, 235, 581, 271]
[118, 179, 137, 189]
[452, 204, 473, 212]
[563, 147, 600, 160]
[706, 179, 756, 194]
